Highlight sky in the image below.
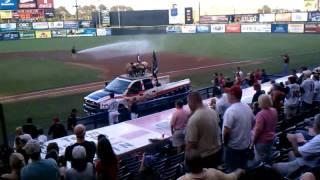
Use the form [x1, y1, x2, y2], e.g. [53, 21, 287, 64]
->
[54, 0, 306, 15]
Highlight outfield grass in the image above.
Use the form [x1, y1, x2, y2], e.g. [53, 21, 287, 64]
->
[0, 59, 100, 96]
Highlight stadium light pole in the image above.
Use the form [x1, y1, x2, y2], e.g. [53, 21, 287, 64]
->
[74, 0, 79, 21]
[118, 5, 121, 27]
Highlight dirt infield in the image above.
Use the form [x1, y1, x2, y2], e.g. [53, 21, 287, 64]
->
[0, 50, 261, 102]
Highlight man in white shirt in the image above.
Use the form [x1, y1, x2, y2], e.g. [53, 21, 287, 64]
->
[216, 91, 230, 119]
[106, 92, 119, 125]
[223, 85, 255, 172]
[284, 76, 301, 119]
[300, 70, 315, 111]
[313, 74, 320, 106]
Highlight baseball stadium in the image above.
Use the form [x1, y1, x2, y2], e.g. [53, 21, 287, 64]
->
[1, 0, 320, 179]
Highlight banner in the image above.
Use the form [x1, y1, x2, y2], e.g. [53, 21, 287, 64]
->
[48, 21, 63, 29]
[200, 15, 228, 24]
[185, 7, 193, 24]
[235, 14, 259, 23]
[32, 22, 48, 30]
[226, 24, 241, 33]
[241, 24, 271, 32]
[101, 10, 110, 26]
[18, 9, 44, 19]
[35, 30, 51, 38]
[19, 0, 36, 9]
[288, 24, 305, 33]
[0, 23, 16, 31]
[51, 29, 67, 37]
[44, 8, 54, 18]
[169, 4, 184, 24]
[96, 28, 111, 36]
[196, 25, 210, 33]
[17, 22, 32, 30]
[0, 0, 18, 10]
[1, 31, 19, 40]
[210, 24, 225, 33]
[79, 21, 92, 28]
[259, 14, 275, 22]
[304, 0, 317, 11]
[37, 0, 53, 8]
[181, 25, 196, 33]
[0, 10, 12, 19]
[291, 13, 308, 21]
[64, 21, 79, 29]
[19, 31, 35, 39]
[271, 24, 288, 33]
[276, 13, 292, 21]
[308, 11, 320, 22]
[66, 28, 97, 37]
[166, 25, 182, 33]
[305, 23, 320, 33]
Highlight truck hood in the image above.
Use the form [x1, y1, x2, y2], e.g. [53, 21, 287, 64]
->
[86, 89, 111, 101]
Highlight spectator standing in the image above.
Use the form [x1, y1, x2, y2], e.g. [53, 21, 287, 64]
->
[37, 128, 47, 145]
[251, 83, 264, 105]
[223, 85, 255, 172]
[48, 118, 67, 139]
[170, 100, 190, 153]
[1, 153, 25, 180]
[13, 127, 23, 150]
[300, 70, 315, 111]
[284, 76, 301, 119]
[270, 84, 285, 112]
[22, 118, 38, 139]
[67, 109, 78, 131]
[186, 92, 222, 168]
[216, 91, 230, 119]
[65, 146, 95, 180]
[219, 73, 225, 87]
[313, 74, 320, 106]
[65, 124, 96, 163]
[252, 95, 278, 163]
[118, 104, 131, 123]
[95, 137, 118, 180]
[16, 134, 32, 164]
[261, 69, 269, 83]
[235, 66, 244, 79]
[106, 92, 120, 125]
[281, 54, 290, 75]
[21, 140, 60, 180]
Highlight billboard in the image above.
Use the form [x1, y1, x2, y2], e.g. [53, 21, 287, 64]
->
[166, 25, 182, 33]
[19, 31, 35, 39]
[196, 25, 210, 33]
[304, 0, 317, 10]
[64, 21, 79, 29]
[169, 4, 184, 24]
[32, 22, 48, 30]
[96, 28, 111, 36]
[35, 30, 51, 38]
[276, 13, 292, 21]
[1, 31, 19, 40]
[210, 24, 225, 33]
[181, 25, 196, 33]
[291, 13, 308, 21]
[305, 23, 320, 33]
[37, 0, 53, 8]
[0, 10, 12, 19]
[66, 28, 97, 37]
[19, 0, 36, 9]
[100, 10, 110, 27]
[18, 9, 44, 19]
[226, 24, 241, 33]
[48, 21, 63, 29]
[259, 14, 275, 22]
[44, 8, 54, 18]
[241, 24, 271, 32]
[17, 22, 32, 30]
[308, 11, 320, 22]
[79, 21, 92, 28]
[51, 29, 67, 37]
[0, 0, 18, 10]
[235, 14, 259, 23]
[288, 24, 305, 33]
[271, 24, 288, 33]
[185, 7, 193, 24]
[200, 15, 228, 24]
[0, 23, 16, 31]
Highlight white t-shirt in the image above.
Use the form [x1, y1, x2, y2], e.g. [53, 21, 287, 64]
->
[314, 80, 320, 102]
[216, 94, 230, 116]
[37, 135, 48, 145]
[106, 99, 119, 112]
[300, 78, 315, 104]
[298, 134, 320, 167]
[222, 102, 254, 150]
[284, 83, 300, 107]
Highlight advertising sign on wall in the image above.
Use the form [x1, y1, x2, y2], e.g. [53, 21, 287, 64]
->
[64, 21, 79, 29]
[271, 24, 288, 33]
[196, 25, 210, 33]
[291, 13, 308, 21]
[0, 23, 16, 31]
[200, 15, 228, 24]
[166, 25, 182, 33]
[225, 24, 241, 33]
[19, 31, 35, 39]
[79, 21, 92, 28]
[185, 7, 193, 24]
[305, 23, 320, 33]
[37, 0, 53, 8]
[288, 24, 304, 33]
[48, 21, 63, 29]
[44, 9, 54, 18]
[2, 31, 19, 40]
[210, 24, 225, 33]
[276, 13, 292, 21]
[169, 4, 184, 24]
[241, 24, 271, 32]
[19, 0, 37, 9]
[18, 9, 44, 20]
[0, 10, 12, 19]
[308, 11, 320, 22]
[235, 14, 259, 23]
[0, 0, 18, 10]
[181, 25, 196, 33]
[35, 30, 51, 38]
[51, 29, 67, 37]
[17, 22, 32, 30]
[101, 10, 110, 26]
[66, 28, 97, 37]
[32, 22, 49, 30]
[259, 14, 275, 22]
[96, 28, 112, 36]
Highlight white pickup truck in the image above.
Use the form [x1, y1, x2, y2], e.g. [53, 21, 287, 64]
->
[83, 73, 191, 113]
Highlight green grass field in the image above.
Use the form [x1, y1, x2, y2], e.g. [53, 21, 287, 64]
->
[1, 33, 320, 140]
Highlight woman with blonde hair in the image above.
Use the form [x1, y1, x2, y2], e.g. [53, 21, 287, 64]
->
[1, 153, 25, 180]
[251, 94, 278, 163]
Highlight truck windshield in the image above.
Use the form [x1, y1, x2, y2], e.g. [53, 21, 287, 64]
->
[105, 78, 130, 94]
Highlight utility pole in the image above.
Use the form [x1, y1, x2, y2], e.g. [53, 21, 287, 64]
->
[0, 104, 8, 148]
[198, 1, 201, 24]
[74, 0, 79, 21]
[118, 5, 121, 28]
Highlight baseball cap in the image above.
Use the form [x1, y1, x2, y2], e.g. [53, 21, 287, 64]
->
[303, 70, 312, 76]
[72, 145, 86, 160]
[23, 140, 41, 155]
[19, 134, 32, 144]
[224, 85, 242, 99]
